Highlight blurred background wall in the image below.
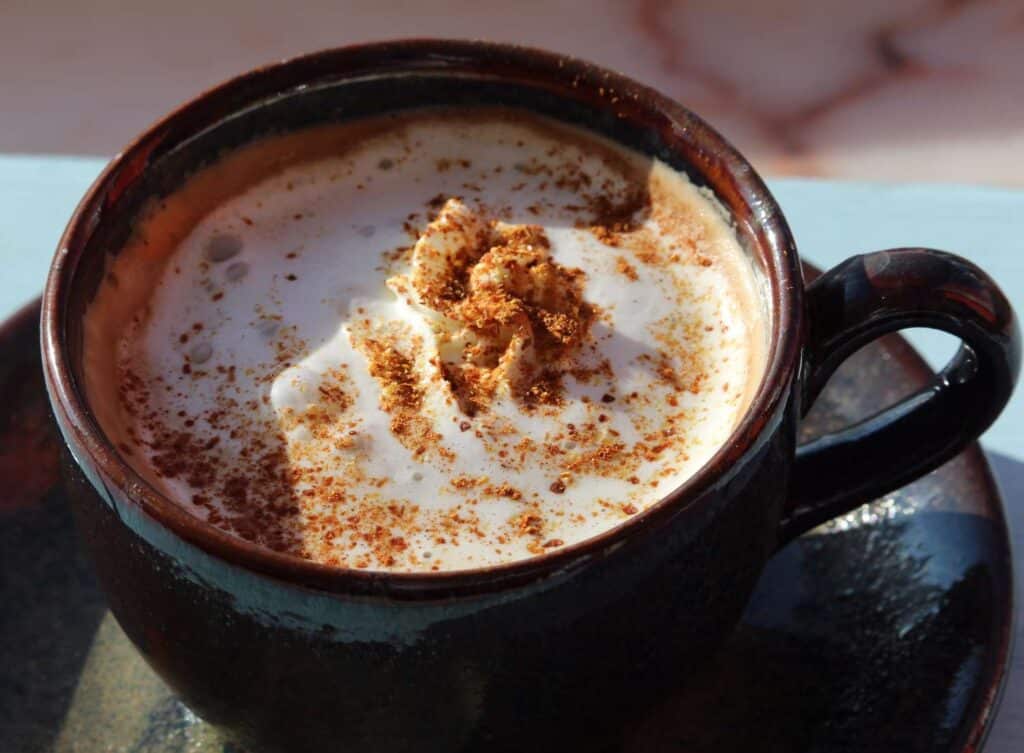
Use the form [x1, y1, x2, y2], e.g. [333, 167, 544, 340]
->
[2, 0, 1021, 184]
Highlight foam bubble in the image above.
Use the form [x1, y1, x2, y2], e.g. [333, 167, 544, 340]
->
[188, 342, 213, 364]
[226, 261, 249, 281]
[205, 233, 243, 262]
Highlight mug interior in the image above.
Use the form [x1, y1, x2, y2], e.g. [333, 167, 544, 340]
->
[45, 40, 802, 594]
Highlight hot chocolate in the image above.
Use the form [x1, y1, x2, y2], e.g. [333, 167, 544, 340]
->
[84, 108, 767, 572]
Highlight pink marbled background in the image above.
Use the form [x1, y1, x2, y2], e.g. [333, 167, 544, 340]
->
[3, 0, 1022, 185]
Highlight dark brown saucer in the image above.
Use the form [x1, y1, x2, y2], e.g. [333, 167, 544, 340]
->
[0, 280, 1012, 753]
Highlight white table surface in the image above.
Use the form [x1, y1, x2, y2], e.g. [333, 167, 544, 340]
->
[2, 155, 1021, 750]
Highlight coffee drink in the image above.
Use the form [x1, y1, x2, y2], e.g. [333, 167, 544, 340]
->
[84, 108, 767, 572]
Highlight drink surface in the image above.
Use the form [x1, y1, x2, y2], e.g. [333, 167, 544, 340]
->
[84, 108, 767, 572]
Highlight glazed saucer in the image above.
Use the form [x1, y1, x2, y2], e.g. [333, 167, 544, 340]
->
[0, 295, 1011, 752]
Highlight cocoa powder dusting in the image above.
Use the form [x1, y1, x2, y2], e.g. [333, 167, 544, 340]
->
[353, 335, 447, 461]
[394, 200, 596, 415]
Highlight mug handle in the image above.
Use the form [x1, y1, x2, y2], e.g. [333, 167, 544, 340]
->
[778, 248, 1020, 543]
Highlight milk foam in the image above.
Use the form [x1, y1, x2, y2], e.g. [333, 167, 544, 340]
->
[86, 110, 767, 572]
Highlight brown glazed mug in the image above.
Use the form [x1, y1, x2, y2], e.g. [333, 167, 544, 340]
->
[41, 40, 1020, 753]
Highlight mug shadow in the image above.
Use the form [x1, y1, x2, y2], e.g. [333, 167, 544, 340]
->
[0, 485, 108, 753]
[0, 304, 108, 753]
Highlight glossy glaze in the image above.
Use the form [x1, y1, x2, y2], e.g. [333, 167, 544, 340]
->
[784, 248, 1021, 540]
[40, 41, 1019, 752]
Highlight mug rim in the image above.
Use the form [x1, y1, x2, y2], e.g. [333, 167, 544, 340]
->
[41, 38, 803, 597]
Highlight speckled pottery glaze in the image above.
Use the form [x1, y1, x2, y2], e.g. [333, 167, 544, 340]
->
[40, 41, 1020, 753]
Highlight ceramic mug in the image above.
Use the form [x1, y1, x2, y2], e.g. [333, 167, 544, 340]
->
[41, 40, 1020, 753]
